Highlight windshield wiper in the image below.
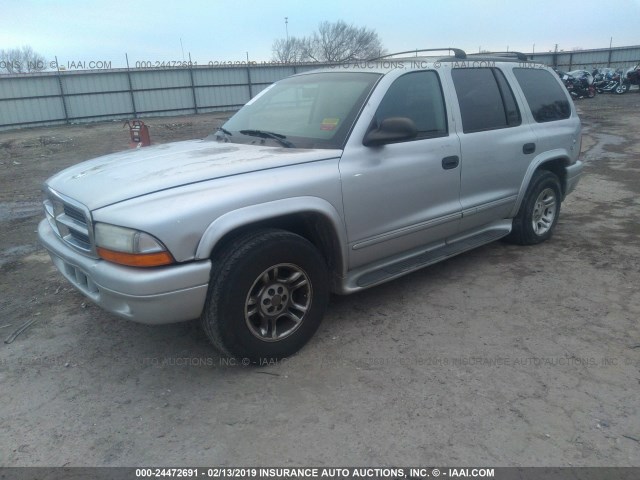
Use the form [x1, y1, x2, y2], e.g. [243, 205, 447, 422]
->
[239, 129, 295, 148]
[217, 127, 232, 136]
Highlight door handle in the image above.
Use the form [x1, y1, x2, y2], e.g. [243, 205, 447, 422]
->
[442, 155, 459, 170]
[523, 142, 536, 154]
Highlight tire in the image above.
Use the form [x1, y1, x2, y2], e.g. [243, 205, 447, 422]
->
[201, 229, 329, 361]
[614, 83, 627, 94]
[505, 170, 562, 245]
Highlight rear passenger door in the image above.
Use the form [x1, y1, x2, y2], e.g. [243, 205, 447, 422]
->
[511, 67, 577, 163]
[451, 67, 537, 232]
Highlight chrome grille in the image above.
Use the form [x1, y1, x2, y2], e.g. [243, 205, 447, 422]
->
[63, 204, 86, 223]
[69, 229, 91, 246]
[43, 188, 95, 255]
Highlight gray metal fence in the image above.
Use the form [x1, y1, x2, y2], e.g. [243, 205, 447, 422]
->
[529, 44, 640, 71]
[0, 62, 325, 130]
[2, 45, 639, 131]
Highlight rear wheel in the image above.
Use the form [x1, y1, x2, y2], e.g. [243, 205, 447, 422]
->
[201, 229, 329, 361]
[505, 170, 562, 245]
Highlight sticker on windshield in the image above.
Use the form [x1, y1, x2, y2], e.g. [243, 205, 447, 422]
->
[320, 118, 340, 131]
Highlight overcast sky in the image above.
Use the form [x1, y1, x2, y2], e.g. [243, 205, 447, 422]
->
[2, 0, 639, 68]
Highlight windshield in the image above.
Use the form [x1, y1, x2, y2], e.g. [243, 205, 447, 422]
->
[218, 72, 381, 149]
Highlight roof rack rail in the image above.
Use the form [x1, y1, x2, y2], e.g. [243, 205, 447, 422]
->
[369, 48, 467, 61]
[468, 51, 529, 61]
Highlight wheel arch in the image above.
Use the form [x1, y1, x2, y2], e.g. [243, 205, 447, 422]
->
[510, 154, 570, 217]
[195, 197, 348, 290]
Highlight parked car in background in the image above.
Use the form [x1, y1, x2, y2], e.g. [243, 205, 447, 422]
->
[626, 64, 640, 89]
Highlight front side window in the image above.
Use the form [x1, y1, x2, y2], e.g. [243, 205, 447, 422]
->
[452, 68, 521, 133]
[372, 70, 448, 140]
[513, 68, 571, 123]
[221, 72, 381, 149]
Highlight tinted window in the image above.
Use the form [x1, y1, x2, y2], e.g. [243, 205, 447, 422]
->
[513, 68, 571, 122]
[373, 71, 447, 140]
[452, 68, 521, 133]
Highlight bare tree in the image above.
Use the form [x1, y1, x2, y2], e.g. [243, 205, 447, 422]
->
[271, 21, 384, 63]
[309, 21, 384, 62]
[0, 45, 48, 74]
[272, 37, 312, 63]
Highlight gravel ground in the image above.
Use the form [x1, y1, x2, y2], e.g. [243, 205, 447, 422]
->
[0, 95, 639, 467]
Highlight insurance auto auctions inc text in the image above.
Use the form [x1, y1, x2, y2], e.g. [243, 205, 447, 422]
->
[204, 467, 496, 478]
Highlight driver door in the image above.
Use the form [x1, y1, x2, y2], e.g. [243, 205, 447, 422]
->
[339, 70, 462, 269]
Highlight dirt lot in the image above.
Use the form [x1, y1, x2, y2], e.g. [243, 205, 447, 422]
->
[1, 95, 639, 467]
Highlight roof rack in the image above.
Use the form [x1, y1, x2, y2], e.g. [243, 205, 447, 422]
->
[369, 48, 467, 61]
[468, 51, 529, 61]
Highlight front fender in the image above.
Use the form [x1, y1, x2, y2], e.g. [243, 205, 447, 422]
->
[195, 196, 349, 276]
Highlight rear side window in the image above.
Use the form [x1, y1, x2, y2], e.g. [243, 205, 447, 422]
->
[452, 68, 521, 133]
[513, 68, 571, 122]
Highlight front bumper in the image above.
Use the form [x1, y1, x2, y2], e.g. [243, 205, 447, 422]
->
[38, 219, 211, 324]
[565, 159, 584, 197]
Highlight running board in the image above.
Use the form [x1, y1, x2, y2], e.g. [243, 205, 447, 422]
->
[352, 227, 510, 289]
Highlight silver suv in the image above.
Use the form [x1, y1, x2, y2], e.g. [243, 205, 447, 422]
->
[39, 49, 583, 360]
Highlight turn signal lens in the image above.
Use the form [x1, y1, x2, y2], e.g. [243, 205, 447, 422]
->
[96, 248, 174, 267]
[94, 223, 174, 267]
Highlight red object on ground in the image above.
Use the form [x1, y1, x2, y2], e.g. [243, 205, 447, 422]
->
[124, 120, 151, 147]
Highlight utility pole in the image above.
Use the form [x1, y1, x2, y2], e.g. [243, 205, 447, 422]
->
[285, 17, 289, 41]
[532, 43, 535, 54]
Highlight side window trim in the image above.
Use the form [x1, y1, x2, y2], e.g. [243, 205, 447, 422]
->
[492, 68, 522, 127]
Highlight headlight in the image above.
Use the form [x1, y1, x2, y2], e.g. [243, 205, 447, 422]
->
[94, 223, 174, 267]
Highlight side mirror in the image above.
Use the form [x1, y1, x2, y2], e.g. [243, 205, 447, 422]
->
[363, 117, 417, 147]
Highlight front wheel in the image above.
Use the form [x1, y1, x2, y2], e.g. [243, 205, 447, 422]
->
[505, 170, 562, 245]
[201, 229, 329, 361]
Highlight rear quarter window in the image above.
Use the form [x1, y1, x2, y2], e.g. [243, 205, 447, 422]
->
[513, 68, 571, 123]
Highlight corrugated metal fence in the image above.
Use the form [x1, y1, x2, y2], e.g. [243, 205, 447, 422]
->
[0, 62, 324, 130]
[530, 44, 640, 71]
[2, 45, 639, 131]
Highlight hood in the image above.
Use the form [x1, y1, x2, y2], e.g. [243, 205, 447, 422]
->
[45, 139, 342, 210]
